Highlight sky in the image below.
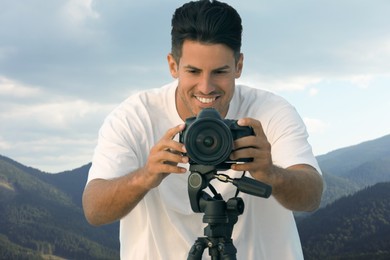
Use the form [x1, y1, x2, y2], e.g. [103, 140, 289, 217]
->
[1, 0, 389, 173]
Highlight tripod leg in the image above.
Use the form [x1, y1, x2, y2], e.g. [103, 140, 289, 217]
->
[187, 239, 207, 260]
[218, 239, 237, 260]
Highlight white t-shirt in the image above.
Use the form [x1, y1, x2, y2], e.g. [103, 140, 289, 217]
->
[87, 81, 321, 260]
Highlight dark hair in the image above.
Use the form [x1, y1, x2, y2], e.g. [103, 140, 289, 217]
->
[171, 0, 242, 62]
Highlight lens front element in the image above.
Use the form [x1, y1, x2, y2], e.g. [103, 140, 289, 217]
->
[184, 118, 233, 165]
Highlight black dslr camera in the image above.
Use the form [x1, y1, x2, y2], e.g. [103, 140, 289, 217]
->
[179, 108, 254, 169]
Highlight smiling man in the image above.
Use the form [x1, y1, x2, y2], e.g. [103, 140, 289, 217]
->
[82, 1, 323, 259]
[169, 40, 243, 120]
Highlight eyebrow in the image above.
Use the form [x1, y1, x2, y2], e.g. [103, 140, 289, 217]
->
[184, 64, 231, 71]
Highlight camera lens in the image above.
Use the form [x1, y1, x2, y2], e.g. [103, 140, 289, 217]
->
[202, 136, 214, 148]
[184, 118, 233, 165]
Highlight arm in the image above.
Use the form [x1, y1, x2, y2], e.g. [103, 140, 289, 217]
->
[261, 163, 323, 212]
[230, 118, 323, 212]
[82, 124, 188, 226]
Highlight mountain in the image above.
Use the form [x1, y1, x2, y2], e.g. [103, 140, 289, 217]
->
[316, 134, 390, 206]
[319, 172, 360, 207]
[0, 155, 89, 207]
[296, 135, 390, 259]
[0, 156, 119, 260]
[297, 182, 390, 260]
[343, 157, 390, 186]
[0, 133, 389, 258]
[317, 134, 390, 177]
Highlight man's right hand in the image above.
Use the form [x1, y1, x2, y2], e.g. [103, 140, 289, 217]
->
[142, 123, 189, 189]
[82, 124, 189, 226]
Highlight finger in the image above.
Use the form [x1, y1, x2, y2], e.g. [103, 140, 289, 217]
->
[161, 163, 188, 174]
[162, 149, 189, 165]
[237, 118, 266, 139]
[155, 138, 187, 156]
[160, 124, 187, 153]
[233, 135, 259, 151]
[165, 124, 186, 140]
[147, 150, 187, 174]
[230, 147, 258, 161]
[231, 161, 251, 172]
[160, 150, 188, 173]
[149, 158, 187, 174]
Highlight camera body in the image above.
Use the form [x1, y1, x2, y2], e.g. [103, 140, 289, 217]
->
[179, 108, 254, 169]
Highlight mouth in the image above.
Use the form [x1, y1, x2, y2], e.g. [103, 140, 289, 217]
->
[195, 96, 218, 104]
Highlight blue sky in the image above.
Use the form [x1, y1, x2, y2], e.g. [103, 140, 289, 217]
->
[1, 0, 389, 172]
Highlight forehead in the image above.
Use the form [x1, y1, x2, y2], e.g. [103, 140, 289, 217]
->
[180, 40, 236, 67]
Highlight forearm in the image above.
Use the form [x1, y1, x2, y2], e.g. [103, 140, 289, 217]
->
[269, 164, 323, 212]
[82, 168, 151, 226]
[83, 124, 188, 226]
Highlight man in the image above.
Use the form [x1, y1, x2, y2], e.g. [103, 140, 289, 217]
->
[82, 0, 323, 259]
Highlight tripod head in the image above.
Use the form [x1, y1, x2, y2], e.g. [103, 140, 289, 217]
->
[188, 164, 272, 213]
[187, 164, 272, 260]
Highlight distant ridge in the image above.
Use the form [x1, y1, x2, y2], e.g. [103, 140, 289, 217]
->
[0, 156, 119, 259]
[317, 134, 390, 176]
[315, 134, 390, 207]
[298, 182, 390, 259]
[0, 133, 389, 259]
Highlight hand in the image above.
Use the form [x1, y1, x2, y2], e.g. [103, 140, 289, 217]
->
[142, 124, 188, 189]
[230, 118, 274, 184]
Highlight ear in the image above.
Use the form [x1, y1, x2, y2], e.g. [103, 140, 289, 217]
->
[167, 53, 179, 78]
[235, 53, 244, 79]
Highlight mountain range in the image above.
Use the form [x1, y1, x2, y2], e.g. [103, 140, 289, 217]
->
[0, 157, 119, 259]
[316, 134, 390, 207]
[297, 182, 390, 259]
[1, 134, 390, 259]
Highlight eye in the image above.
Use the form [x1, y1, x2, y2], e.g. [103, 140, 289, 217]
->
[215, 70, 228, 75]
[187, 69, 200, 74]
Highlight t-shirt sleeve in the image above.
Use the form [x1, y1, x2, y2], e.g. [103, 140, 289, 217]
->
[267, 104, 322, 174]
[86, 107, 147, 184]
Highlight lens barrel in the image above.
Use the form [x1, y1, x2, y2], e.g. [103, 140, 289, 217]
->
[183, 117, 233, 166]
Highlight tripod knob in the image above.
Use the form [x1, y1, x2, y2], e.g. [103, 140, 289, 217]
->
[189, 172, 203, 189]
[226, 197, 244, 215]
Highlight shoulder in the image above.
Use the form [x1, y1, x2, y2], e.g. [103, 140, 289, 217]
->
[235, 85, 290, 107]
[123, 81, 176, 108]
[233, 84, 293, 116]
[107, 81, 177, 120]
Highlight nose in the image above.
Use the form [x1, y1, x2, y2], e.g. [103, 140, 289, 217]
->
[198, 74, 215, 95]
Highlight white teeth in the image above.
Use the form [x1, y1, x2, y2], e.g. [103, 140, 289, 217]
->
[196, 97, 216, 104]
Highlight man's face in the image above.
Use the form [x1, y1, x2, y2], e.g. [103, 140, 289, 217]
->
[168, 40, 243, 120]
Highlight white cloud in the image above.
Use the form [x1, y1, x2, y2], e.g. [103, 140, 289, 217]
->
[62, 0, 99, 23]
[1, 0, 389, 171]
[6, 136, 97, 173]
[309, 88, 319, 96]
[0, 98, 112, 172]
[238, 74, 323, 92]
[303, 117, 328, 135]
[0, 77, 116, 172]
[1, 98, 114, 133]
[59, 0, 101, 40]
[0, 76, 42, 98]
[346, 75, 373, 89]
[0, 136, 11, 150]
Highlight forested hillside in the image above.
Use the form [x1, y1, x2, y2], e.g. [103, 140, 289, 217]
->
[317, 134, 390, 206]
[298, 182, 390, 260]
[0, 134, 389, 259]
[0, 157, 119, 259]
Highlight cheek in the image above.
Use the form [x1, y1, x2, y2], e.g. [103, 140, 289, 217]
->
[220, 79, 235, 94]
[177, 82, 192, 99]
[220, 83, 235, 104]
[178, 77, 195, 93]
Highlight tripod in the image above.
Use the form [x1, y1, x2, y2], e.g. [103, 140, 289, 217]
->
[187, 164, 272, 260]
